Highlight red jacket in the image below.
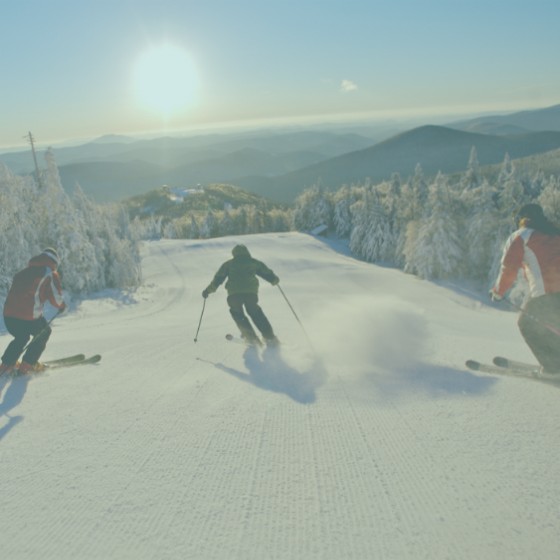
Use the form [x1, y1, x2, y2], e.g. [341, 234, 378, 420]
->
[493, 227, 560, 298]
[3, 254, 65, 320]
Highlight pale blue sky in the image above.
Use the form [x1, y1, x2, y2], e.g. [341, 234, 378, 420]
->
[2, 0, 559, 148]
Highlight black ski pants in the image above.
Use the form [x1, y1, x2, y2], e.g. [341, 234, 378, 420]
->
[2, 316, 51, 366]
[518, 293, 560, 374]
[227, 293, 275, 341]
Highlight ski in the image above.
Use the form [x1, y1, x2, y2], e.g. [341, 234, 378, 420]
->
[466, 359, 534, 377]
[2, 355, 101, 377]
[44, 354, 101, 370]
[492, 356, 560, 382]
[493, 356, 541, 373]
[44, 354, 86, 365]
[465, 358, 560, 384]
[1, 354, 87, 377]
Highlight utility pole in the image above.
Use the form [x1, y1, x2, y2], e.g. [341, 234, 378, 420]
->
[26, 131, 43, 188]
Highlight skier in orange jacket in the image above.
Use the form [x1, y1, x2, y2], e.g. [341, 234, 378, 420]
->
[1, 248, 66, 375]
[491, 203, 560, 374]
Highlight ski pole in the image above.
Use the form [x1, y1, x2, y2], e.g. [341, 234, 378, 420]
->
[505, 297, 560, 337]
[276, 284, 314, 349]
[20, 308, 63, 355]
[194, 298, 206, 343]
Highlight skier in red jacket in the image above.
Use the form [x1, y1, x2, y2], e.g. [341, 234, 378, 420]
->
[1, 248, 66, 375]
[491, 203, 560, 374]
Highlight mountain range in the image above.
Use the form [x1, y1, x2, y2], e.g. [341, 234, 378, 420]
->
[238, 126, 560, 202]
[1, 103, 559, 203]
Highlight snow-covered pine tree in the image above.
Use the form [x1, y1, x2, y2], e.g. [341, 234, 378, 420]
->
[348, 186, 369, 258]
[401, 164, 428, 274]
[360, 187, 393, 263]
[0, 167, 36, 291]
[332, 184, 356, 238]
[462, 178, 499, 286]
[460, 146, 482, 191]
[199, 210, 218, 238]
[292, 184, 333, 232]
[413, 173, 464, 280]
[538, 176, 560, 225]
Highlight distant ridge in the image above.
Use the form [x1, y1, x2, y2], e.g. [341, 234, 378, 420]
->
[90, 134, 137, 144]
[448, 103, 560, 134]
[235, 125, 560, 202]
[3, 103, 560, 204]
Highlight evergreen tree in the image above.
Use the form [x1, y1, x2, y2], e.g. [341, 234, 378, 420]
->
[461, 146, 482, 190]
[463, 179, 499, 286]
[348, 187, 372, 259]
[293, 185, 332, 231]
[200, 210, 218, 238]
[220, 208, 235, 236]
[332, 185, 355, 237]
[496, 156, 526, 218]
[538, 177, 560, 225]
[189, 214, 201, 238]
[361, 188, 393, 263]
[414, 173, 464, 280]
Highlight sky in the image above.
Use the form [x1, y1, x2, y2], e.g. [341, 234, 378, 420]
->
[2, 0, 560, 149]
[1, 232, 559, 559]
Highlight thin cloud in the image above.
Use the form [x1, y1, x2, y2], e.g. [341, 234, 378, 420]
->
[341, 79, 358, 93]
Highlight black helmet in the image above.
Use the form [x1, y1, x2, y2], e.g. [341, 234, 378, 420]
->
[515, 203, 545, 224]
[515, 203, 560, 234]
[232, 244, 250, 257]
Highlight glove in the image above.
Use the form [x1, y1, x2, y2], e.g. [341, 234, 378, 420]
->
[202, 289, 209, 299]
[489, 289, 503, 302]
[271, 276, 279, 286]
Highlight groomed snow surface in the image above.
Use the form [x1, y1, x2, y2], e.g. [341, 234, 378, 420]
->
[1, 233, 559, 560]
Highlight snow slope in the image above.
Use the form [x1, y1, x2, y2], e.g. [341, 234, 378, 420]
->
[1, 232, 559, 560]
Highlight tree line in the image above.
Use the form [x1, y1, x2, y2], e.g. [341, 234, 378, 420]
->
[0, 149, 141, 297]
[4, 146, 559, 299]
[292, 150, 560, 292]
[135, 148, 560, 294]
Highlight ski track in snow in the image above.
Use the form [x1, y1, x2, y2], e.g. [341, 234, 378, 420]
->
[1, 233, 559, 560]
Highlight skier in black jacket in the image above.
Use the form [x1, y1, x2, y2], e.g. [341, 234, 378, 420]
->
[203, 244, 279, 345]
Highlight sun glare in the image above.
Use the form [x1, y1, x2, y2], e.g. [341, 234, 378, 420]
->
[133, 45, 198, 118]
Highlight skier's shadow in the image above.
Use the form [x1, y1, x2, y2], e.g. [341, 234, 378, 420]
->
[0, 374, 30, 441]
[215, 346, 326, 404]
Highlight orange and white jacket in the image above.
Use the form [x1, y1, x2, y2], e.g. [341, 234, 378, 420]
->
[3, 254, 65, 321]
[493, 227, 560, 298]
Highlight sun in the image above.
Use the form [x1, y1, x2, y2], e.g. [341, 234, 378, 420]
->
[133, 44, 198, 118]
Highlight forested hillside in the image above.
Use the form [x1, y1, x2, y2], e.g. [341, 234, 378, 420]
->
[132, 148, 560, 297]
[0, 149, 141, 296]
[126, 183, 292, 240]
[291, 152, 560, 293]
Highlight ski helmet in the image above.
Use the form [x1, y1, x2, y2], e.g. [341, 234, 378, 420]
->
[232, 244, 250, 257]
[515, 203, 545, 224]
[42, 247, 60, 266]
